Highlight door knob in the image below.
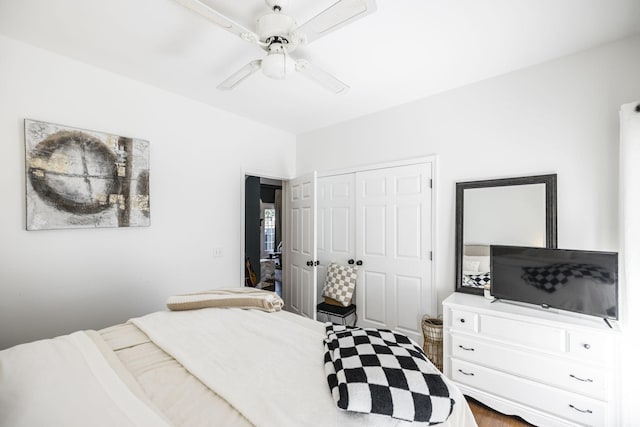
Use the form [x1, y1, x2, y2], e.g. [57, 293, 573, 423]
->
[356, 260, 363, 266]
[306, 260, 313, 266]
[348, 259, 355, 265]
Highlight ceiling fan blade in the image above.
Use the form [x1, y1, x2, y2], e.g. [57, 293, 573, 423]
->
[295, 59, 349, 94]
[296, 0, 376, 44]
[217, 60, 262, 90]
[174, 0, 259, 43]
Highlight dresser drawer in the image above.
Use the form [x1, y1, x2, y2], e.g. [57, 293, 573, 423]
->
[451, 359, 607, 426]
[479, 314, 566, 352]
[451, 335, 608, 400]
[449, 309, 478, 333]
[568, 330, 613, 364]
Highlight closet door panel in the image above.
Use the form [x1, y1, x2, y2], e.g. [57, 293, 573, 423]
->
[316, 207, 326, 253]
[363, 270, 387, 325]
[331, 207, 351, 253]
[395, 275, 423, 333]
[301, 206, 313, 256]
[363, 205, 386, 256]
[285, 173, 317, 318]
[396, 204, 422, 259]
[290, 208, 301, 253]
[316, 174, 356, 303]
[356, 163, 433, 344]
[363, 175, 387, 197]
[290, 264, 301, 313]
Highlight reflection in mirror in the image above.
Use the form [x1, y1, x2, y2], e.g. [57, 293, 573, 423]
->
[455, 175, 557, 295]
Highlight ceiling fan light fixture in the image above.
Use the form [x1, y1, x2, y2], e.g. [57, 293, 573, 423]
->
[261, 51, 293, 79]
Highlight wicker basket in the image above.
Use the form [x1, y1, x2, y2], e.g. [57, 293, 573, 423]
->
[421, 316, 443, 372]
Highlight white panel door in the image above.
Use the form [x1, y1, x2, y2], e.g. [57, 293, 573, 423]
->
[355, 163, 432, 343]
[284, 173, 317, 319]
[316, 174, 356, 303]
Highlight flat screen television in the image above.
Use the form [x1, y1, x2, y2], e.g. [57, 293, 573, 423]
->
[490, 245, 618, 320]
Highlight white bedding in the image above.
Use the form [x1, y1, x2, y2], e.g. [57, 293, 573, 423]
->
[131, 308, 476, 427]
[1, 309, 477, 427]
[0, 331, 171, 427]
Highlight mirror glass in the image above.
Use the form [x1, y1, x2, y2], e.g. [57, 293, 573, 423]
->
[455, 175, 557, 295]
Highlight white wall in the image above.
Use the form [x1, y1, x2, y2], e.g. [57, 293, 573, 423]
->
[297, 34, 640, 313]
[0, 35, 296, 350]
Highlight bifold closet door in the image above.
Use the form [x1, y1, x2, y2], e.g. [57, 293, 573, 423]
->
[355, 163, 432, 344]
[284, 173, 317, 319]
[316, 174, 356, 303]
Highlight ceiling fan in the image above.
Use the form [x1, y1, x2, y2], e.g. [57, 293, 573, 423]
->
[174, 0, 377, 93]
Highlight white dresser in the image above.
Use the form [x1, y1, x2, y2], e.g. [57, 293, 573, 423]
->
[443, 293, 620, 427]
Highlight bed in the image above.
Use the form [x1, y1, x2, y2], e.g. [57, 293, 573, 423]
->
[0, 289, 477, 427]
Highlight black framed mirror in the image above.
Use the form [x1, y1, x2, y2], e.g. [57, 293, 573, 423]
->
[455, 174, 557, 295]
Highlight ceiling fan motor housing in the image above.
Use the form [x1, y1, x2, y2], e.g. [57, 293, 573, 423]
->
[256, 13, 297, 45]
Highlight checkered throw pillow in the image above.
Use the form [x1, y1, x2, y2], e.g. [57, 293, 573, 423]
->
[322, 263, 357, 306]
[323, 325, 455, 423]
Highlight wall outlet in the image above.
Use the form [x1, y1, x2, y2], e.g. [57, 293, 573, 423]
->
[213, 247, 224, 257]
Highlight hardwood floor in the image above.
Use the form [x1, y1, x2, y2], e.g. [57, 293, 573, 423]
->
[467, 396, 535, 427]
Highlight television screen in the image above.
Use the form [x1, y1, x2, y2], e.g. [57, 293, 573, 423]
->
[490, 245, 618, 319]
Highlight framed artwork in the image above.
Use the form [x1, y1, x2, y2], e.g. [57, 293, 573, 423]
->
[24, 119, 150, 230]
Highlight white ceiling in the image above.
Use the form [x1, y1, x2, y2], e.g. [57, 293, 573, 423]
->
[1, 0, 639, 134]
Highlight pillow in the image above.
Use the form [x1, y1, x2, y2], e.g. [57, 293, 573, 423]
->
[322, 262, 357, 307]
[462, 272, 491, 288]
[462, 260, 480, 275]
[166, 288, 284, 312]
[463, 255, 490, 274]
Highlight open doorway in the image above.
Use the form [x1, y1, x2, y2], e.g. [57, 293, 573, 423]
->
[245, 175, 283, 297]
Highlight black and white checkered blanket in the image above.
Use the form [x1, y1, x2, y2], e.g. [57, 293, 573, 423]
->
[323, 325, 455, 423]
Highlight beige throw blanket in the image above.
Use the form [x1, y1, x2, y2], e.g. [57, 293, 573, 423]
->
[166, 288, 284, 312]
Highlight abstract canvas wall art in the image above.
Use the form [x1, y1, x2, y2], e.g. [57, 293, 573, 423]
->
[25, 119, 150, 230]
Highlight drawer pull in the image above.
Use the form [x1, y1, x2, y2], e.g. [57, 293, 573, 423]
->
[458, 345, 475, 351]
[583, 343, 591, 349]
[459, 318, 466, 323]
[458, 369, 475, 376]
[569, 404, 593, 414]
[569, 374, 593, 383]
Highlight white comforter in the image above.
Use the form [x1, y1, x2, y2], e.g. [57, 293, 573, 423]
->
[131, 308, 475, 427]
[0, 309, 476, 427]
[0, 331, 171, 427]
